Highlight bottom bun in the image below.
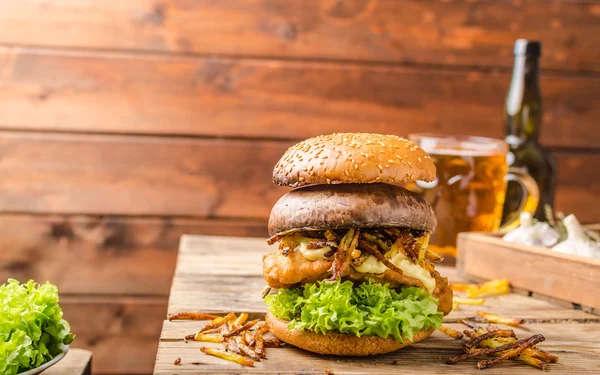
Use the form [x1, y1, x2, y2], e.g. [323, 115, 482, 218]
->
[265, 312, 434, 356]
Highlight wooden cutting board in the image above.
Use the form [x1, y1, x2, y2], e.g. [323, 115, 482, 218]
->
[153, 235, 600, 374]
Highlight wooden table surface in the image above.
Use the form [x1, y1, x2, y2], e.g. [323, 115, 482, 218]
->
[45, 348, 92, 375]
[154, 235, 600, 374]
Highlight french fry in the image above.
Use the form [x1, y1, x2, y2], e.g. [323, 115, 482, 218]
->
[450, 279, 510, 298]
[465, 329, 516, 349]
[254, 328, 266, 358]
[264, 338, 283, 347]
[201, 312, 236, 332]
[486, 324, 500, 332]
[459, 319, 481, 331]
[519, 354, 548, 369]
[529, 347, 559, 363]
[234, 313, 248, 326]
[449, 283, 477, 293]
[200, 346, 254, 367]
[223, 319, 259, 338]
[168, 312, 219, 321]
[438, 326, 464, 339]
[234, 337, 262, 361]
[478, 336, 557, 368]
[463, 330, 477, 339]
[476, 334, 545, 369]
[453, 297, 485, 305]
[452, 301, 459, 311]
[476, 311, 525, 327]
[446, 334, 544, 367]
[226, 339, 242, 355]
[471, 279, 510, 298]
[193, 333, 223, 343]
[243, 331, 255, 346]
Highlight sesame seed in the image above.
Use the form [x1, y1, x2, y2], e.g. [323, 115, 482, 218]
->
[354, 164, 359, 170]
[344, 170, 350, 176]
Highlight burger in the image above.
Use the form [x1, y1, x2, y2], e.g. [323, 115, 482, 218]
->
[262, 133, 453, 356]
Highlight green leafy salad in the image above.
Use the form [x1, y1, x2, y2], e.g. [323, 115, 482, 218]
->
[0, 279, 74, 375]
[265, 280, 443, 343]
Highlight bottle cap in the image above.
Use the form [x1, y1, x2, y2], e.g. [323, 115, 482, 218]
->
[514, 39, 541, 57]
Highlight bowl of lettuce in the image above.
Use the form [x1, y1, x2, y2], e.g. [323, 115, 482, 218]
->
[1, 279, 74, 375]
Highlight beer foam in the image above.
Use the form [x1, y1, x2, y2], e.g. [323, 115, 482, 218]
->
[424, 148, 501, 157]
[417, 136, 507, 157]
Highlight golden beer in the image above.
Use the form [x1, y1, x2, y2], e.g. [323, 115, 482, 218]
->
[408, 135, 538, 262]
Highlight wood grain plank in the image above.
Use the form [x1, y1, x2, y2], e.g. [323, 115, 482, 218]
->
[0, 131, 597, 222]
[155, 322, 599, 374]
[1, 1, 599, 72]
[1, 48, 599, 148]
[155, 341, 598, 374]
[0, 214, 266, 295]
[61, 296, 167, 375]
[0, 131, 287, 218]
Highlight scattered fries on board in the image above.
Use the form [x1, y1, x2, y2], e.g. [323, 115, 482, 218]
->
[450, 279, 510, 310]
[446, 320, 558, 370]
[450, 279, 510, 298]
[170, 311, 283, 367]
[476, 311, 526, 327]
[438, 325, 464, 339]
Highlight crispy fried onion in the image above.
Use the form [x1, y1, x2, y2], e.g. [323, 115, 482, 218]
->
[358, 239, 404, 275]
[267, 227, 441, 280]
[328, 229, 359, 281]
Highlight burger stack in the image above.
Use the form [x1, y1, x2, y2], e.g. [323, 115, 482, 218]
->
[262, 133, 453, 356]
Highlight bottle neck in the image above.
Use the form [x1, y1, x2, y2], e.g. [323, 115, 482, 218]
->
[505, 55, 541, 143]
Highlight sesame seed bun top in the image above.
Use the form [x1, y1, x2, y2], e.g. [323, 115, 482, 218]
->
[273, 133, 436, 188]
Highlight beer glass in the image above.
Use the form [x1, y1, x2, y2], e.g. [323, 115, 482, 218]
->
[408, 134, 539, 262]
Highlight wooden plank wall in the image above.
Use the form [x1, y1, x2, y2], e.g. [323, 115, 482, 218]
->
[0, 1, 599, 374]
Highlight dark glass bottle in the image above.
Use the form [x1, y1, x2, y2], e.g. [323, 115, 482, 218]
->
[502, 40, 556, 221]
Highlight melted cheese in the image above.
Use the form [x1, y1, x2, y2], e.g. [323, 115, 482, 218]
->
[352, 252, 436, 292]
[353, 255, 388, 274]
[298, 241, 332, 261]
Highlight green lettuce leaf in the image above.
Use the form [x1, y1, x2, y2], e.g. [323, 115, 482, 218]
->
[265, 280, 442, 343]
[0, 279, 74, 375]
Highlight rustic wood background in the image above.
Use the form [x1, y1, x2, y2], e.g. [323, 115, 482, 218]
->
[0, 1, 599, 374]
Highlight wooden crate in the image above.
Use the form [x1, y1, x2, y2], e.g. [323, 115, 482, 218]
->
[457, 225, 600, 313]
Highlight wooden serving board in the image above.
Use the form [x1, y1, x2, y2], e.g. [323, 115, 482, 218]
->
[154, 235, 600, 374]
[457, 227, 600, 313]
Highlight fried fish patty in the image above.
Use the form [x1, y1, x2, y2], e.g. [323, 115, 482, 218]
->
[262, 251, 452, 315]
